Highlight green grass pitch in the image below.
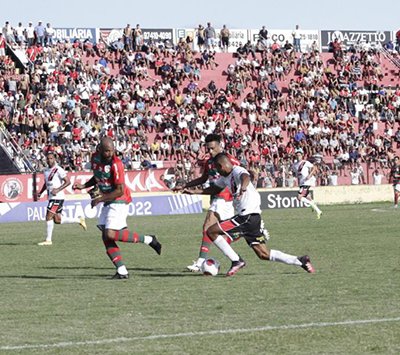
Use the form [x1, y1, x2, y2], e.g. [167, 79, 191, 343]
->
[0, 203, 399, 354]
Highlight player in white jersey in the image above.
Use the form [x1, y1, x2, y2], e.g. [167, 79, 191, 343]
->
[183, 153, 315, 276]
[293, 149, 322, 219]
[174, 133, 270, 272]
[35, 152, 87, 245]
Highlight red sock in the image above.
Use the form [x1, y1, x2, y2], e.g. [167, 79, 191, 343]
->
[199, 230, 212, 259]
[103, 238, 124, 268]
[114, 229, 144, 243]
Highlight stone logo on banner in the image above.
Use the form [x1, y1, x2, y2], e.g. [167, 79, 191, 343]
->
[259, 190, 312, 209]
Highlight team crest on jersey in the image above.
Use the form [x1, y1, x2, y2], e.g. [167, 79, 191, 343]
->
[104, 165, 111, 173]
[1, 178, 23, 201]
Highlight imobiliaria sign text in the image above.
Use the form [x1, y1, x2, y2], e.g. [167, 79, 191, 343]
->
[0, 169, 170, 203]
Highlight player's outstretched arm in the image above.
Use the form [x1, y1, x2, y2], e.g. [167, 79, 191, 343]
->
[182, 185, 223, 196]
[173, 171, 209, 192]
[73, 176, 97, 190]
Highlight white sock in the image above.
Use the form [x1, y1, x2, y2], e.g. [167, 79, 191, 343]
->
[196, 257, 205, 266]
[143, 235, 153, 245]
[307, 199, 321, 214]
[270, 249, 302, 266]
[46, 220, 54, 242]
[312, 201, 322, 214]
[300, 197, 311, 207]
[301, 197, 321, 214]
[117, 265, 128, 275]
[213, 235, 240, 262]
[60, 215, 80, 224]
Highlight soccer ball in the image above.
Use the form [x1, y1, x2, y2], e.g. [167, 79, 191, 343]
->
[201, 258, 220, 276]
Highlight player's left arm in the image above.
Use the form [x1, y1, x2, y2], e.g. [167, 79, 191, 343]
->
[182, 175, 225, 195]
[237, 172, 251, 199]
[182, 185, 223, 196]
[93, 183, 124, 207]
[306, 164, 319, 180]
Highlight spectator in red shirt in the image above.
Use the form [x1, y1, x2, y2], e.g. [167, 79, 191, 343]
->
[72, 123, 82, 142]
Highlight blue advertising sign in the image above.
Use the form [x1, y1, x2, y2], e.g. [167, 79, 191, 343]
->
[53, 28, 97, 43]
[0, 194, 202, 223]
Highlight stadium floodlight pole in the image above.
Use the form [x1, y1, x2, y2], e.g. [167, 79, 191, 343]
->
[32, 171, 37, 201]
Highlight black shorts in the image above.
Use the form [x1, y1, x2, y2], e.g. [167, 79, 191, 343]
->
[218, 214, 266, 246]
[298, 185, 311, 198]
[47, 199, 64, 214]
[221, 37, 229, 47]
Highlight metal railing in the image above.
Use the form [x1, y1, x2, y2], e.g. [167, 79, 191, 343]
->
[0, 125, 36, 173]
[379, 45, 400, 70]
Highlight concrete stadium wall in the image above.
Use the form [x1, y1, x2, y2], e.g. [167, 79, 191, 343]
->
[313, 184, 392, 205]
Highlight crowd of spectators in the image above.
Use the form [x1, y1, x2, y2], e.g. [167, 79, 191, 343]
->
[1, 20, 400, 187]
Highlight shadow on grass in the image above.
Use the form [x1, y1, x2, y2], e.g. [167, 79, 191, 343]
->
[0, 268, 202, 280]
[138, 272, 202, 278]
[39, 266, 111, 270]
[39, 266, 193, 273]
[0, 242, 34, 246]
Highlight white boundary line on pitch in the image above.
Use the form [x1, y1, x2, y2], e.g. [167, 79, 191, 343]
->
[371, 208, 391, 212]
[1, 317, 400, 351]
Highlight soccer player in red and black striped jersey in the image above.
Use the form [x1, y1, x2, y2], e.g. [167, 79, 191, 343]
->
[73, 137, 161, 279]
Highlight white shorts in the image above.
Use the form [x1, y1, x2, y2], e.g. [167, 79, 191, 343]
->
[209, 198, 234, 221]
[394, 184, 400, 192]
[98, 203, 128, 230]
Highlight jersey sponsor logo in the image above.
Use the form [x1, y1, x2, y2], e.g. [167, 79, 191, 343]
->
[1, 178, 23, 201]
[104, 165, 111, 174]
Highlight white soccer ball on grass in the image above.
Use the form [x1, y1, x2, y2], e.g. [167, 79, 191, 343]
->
[201, 258, 220, 276]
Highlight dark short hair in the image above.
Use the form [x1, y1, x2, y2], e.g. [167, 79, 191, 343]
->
[46, 151, 57, 159]
[214, 152, 228, 163]
[205, 133, 221, 144]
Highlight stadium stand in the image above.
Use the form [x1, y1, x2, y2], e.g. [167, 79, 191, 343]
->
[1, 22, 400, 188]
